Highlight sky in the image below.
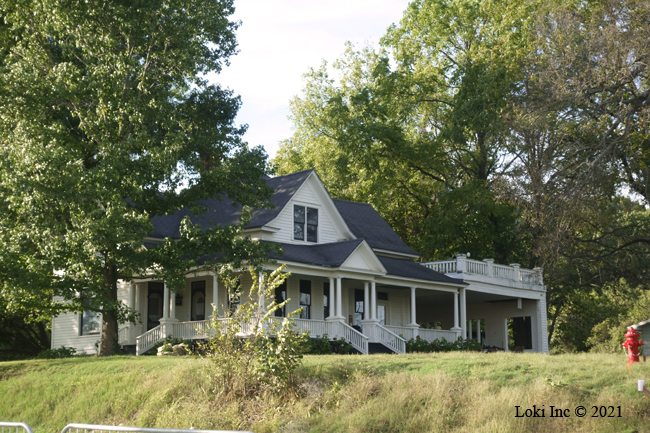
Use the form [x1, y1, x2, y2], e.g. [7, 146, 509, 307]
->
[204, 1, 411, 160]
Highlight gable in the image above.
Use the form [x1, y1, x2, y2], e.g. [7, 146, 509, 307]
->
[340, 241, 387, 273]
[263, 172, 354, 244]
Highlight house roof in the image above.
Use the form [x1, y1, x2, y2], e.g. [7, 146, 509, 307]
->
[377, 256, 467, 285]
[265, 239, 365, 268]
[333, 199, 419, 257]
[632, 319, 650, 330]
[149, 170, 313, 238]
[148, 170, 423, 260]
[263, 241, 462, 285]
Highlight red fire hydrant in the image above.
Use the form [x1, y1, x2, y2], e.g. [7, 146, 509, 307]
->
[622, 327, 645, 365]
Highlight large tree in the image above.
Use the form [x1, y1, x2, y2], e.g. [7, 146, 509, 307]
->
[275, 0, 534, 263]
[0, 0, 273, 355]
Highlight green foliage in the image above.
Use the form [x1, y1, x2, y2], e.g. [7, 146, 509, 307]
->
[406, 336, 482, 353]
[200, 266, 308, 399]
[35, 346, 76, 359]
[0, 0, 274, 355]
[303, 334, 353, 355]
[274, 0, 534, 263]
[586, 284, 650, 353]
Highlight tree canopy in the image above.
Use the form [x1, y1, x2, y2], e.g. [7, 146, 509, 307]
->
[274, 0, 650, 350]
[0, 0, 273, 355]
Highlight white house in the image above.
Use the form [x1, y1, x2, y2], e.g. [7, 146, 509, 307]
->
[51, 170, 549, 355]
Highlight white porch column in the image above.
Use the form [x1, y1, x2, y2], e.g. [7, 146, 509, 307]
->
[477, 319, 481, 343]
[162, 283, 170, 320]
[170, 291, 177, 320]
[451, 290, 460, 332]
[258, 272, 265, 310]
[328, 277, 335, 319]
[504, 318, 509, 350]
[128, 282, 136, 342]
[363, 282, 369, 321]
[336, 277, 343, 319]
[537, 297, 549, 354]
[211, 273, 219, 318]
[135, 284, 141, 336]
[460, 287, 467, 339]
[409, 287, 417, 326]
[370, 280, 377, 321]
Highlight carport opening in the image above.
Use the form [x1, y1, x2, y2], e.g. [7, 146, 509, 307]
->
[508, 316, 532, 350]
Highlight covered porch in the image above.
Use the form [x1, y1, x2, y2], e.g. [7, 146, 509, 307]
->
[118, 266, 466, 355]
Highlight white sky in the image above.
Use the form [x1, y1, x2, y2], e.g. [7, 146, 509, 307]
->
[204, 1, 411, 160]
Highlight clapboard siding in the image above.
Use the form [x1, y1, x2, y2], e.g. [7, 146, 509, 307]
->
[265, 176, 347, 245]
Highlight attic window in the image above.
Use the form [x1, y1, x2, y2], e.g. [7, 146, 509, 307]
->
[294, 205, 318, 242]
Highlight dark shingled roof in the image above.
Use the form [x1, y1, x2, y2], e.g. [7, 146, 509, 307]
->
[333, 199, 419, 257]
[378, 256, 467, 285]
[265, 239, 364, 268]
[150, 170, 314, 239]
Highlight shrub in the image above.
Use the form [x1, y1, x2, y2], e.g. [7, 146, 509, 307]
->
[199, 265, 308, 399]
[36, 346, 77, 359]
[304, 334, 354, 355]
[406, 336, 482, 353]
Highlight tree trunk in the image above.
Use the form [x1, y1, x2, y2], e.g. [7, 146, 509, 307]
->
[99, 277, 119, 356]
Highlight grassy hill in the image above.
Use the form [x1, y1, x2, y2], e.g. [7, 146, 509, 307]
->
[2, 352, 650, 433]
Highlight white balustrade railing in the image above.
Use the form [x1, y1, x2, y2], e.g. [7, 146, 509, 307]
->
[423, 258, 544, 290]
[493, 264, 515, 280]
[466, 260, 487, 275]
[118, 326, 129, 345]
[291, 318, 333, 337]
[373, 324, 406, 354]
[335, 322, 369, 354]
[172, 320, 209, 340]
[418, 328, 461, 343]
[424, 260, 457, 274]
[384, 325, 416, 341]
[136, 325, 165, 356]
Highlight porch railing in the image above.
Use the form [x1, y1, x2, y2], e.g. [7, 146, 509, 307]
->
[373, 324, 406, 354]
[384, 325, 416, 341]
[418, 328, 461, 343]
[423, 258, 544, 288]
[136, 324, 165, 356]
[171, 320, 209, 340]
[118, 326, 129, 345]
[290, 318, 333, 337]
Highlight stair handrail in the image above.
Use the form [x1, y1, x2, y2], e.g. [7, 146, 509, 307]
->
[375, 323, 406, 354]
[135, 324, 165, 356]
[336, 322, 369, 354]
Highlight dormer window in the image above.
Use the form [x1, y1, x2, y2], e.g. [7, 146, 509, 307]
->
[294, 205, 318, 242]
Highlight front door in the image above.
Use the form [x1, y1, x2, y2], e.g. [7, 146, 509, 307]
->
[147, 283, 164, 330]
[191, 281, 206, 321]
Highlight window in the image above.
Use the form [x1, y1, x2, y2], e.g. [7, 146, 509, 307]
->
[323, 282, 330, 319]
[81, 298, 101, 336]
[299, 280, 311, 319]
[354, 289, 364, 326]
[294, 205, 318, 242]
[275, 282, 287, 317]
[229, 278, 241, 313]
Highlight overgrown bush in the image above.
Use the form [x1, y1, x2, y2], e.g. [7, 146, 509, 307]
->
[303, 334, 353, 355]
[199, 266, 308, 399]
[150, 335, 192, 355]
[36, 346, 76, 359]
[406, 336, 482, 353]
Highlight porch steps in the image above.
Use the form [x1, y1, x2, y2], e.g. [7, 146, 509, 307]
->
[368, 342, 397, 354]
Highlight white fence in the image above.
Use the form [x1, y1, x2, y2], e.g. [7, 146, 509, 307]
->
[60, 423, 251, 433]
[373, 325, 406, 354]
[0, 422, 33, 433]
[418, 328, 461, 342]
[423, 257, 543, 288]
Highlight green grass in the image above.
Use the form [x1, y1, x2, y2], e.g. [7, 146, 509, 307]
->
[2, 353, 650, 433]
